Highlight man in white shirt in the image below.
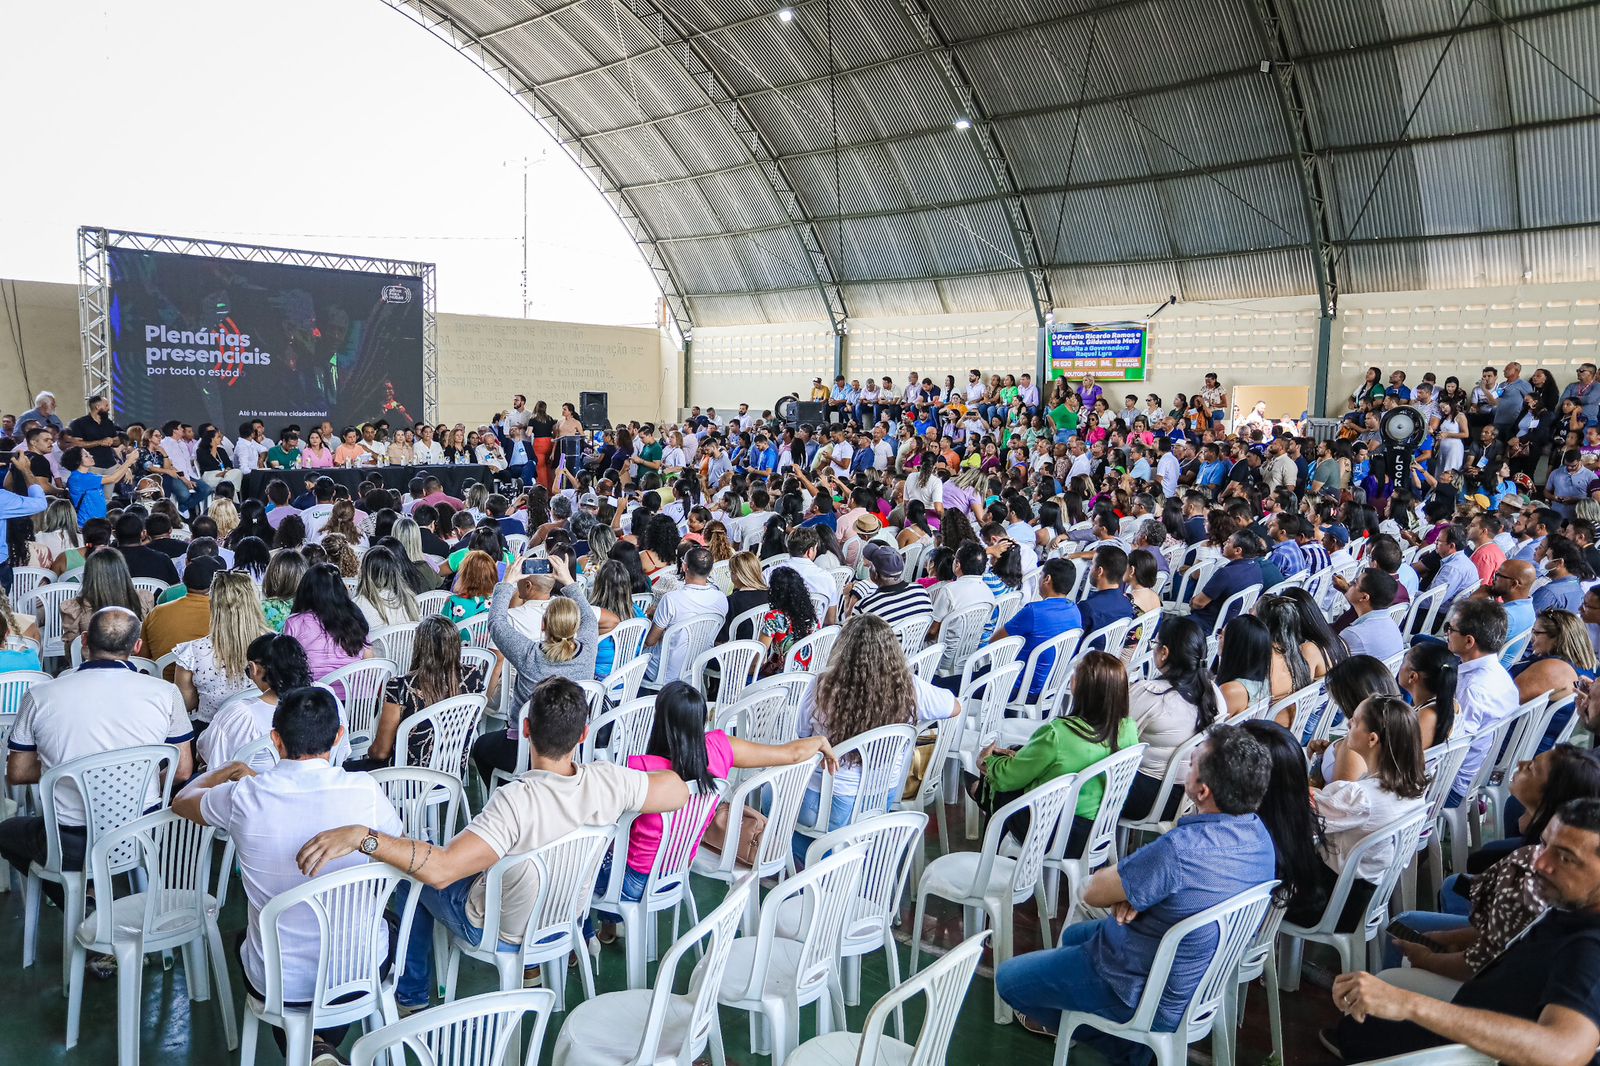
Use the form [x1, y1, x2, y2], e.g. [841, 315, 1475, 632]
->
[929, 542, 996, 673]
[827, 426, 854, 477]
[730, 487, 775, 550]
[644, 546, 729, 683]
[775, 527, 840, 625]
[965, 369, 987, 408]
[174, 688, 397, 1063]
[871, 425, 894, 471]
[234, 421, 270, 472]
[503, 394, 531, 434]
[1155, 436, 1182, 498]
[1067, 438, 1094, 481]
[1018, 373, 1040, 413]
[0, 609, 195, 910]
[1444, 599, 1522, 802]
[301, 478, 338, 540]
[290, 677, 689, 1014]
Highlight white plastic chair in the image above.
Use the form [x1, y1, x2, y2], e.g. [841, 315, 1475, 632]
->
[890, 615, 933, 658]
[580, 696, 656, 766]
[726, 603, 768, 642]
[794, 724, 919, 853]
[955, 663, 1027, 840]
[1079, 616, 1135, 656]
[459, 613, 493, 650]
[10, 565, 53, 601]
[1403, 582, 1449, 637]
[317, 658, 399, 760]
[907, 643, 944, 683]
[594, 782, 726, 989]
[1406, 734, 1474, 913]
[239, 864, 422, 1066]
[57, 564, 85, 584]
[786, 930, 988, 1066]
[349, 987, 556, 1066]
[0, 668, 50, 713]
[22, 583, 75, 658]
[602, 654, 650, 707]
[606, 617, 650, 667]
[784, 625, 841, 674]
[459, 644, 497, 682]
[436, 826, 613, 1012]
[1479, 691, 1557, 840]
[368, 766, 466, 845]
[1043, 745, 1148, 920]
[1123, 609, 1163, 669]
[369, 624, 418, 669]
[650, 614, 723, 686]
[956, 636, 1024, 698]
[631, 592, 655, 617]
[744, 670, 815, 713]
[1280, 810, 1429, 990]
[910, 771, 1078, 1023]
[1208, 584, 1263, 640]
[792, 812, 927, 1017]
[22, 745, 179, 984]
[1218, 902, 1288, 1066]
[691, 759, 818, 924]
[1052, 880, 1278, 1066]
[993, 591, 1025, 632]
[1355, 1046, 1496, 1065]
[551, 876, 753, 1066]
[715, 846, 868, 1064]
[899, 540, 931, 583]
[67, 810, 237, 1066]
[417, 589, 451, 615]
[900, 716, 962, 876]
[934, 603, 990, 676]
[714, 685, 801, 748]
[1005, 628, 1082, 719]
[1441, 708, 1529, 875]
[394, 693, 488, 781]
[1119, 727, 1212, 841]
[1167, 557, 1220, 613]
[131, 576, 170, 599]
[1273, 680, 1334, 745]
[688, 639, 763, 709]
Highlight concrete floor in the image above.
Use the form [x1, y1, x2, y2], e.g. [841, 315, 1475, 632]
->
[0, 809, 1350, 1065]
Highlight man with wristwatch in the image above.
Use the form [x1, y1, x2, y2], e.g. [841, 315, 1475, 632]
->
[296, 675, 690, 1015]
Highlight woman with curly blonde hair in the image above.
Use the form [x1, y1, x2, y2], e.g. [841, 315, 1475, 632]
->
[704, 520, 735, 563]
[320, 499, 363, 546]
[207, 497, 240, 544]
[174, 571, 270, 723]
[793, 613, 962, 864]
[320, 533, 361, 579]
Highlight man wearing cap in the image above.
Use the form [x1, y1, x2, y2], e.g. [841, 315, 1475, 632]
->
[851, 543, 933, 626]
[810, 377, 830, 404]
[141, 555, 223, 660]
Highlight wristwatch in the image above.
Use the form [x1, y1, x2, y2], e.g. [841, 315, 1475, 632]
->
[359, 828, 381, 856]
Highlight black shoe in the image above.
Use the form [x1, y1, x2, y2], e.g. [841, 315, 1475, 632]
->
[311, 1039, 347, 1066]
[1317, 1027, 1344, 1061]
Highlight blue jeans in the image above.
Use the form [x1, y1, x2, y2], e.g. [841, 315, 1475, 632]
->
[585, 851, 649, 936]
[397, 876, 518, 1007]
[1438, 874, 1474, 917]
[1380, 910, 1471, 969]
[163, 475, 211, 518]
[793, 788, 868, 869]
[996, 922, 1147, 1066]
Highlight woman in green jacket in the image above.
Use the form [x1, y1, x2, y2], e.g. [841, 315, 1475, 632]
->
[974, 650, 1139, 852]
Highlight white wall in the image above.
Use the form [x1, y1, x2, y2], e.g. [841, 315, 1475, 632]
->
[0, 279, 85, 417]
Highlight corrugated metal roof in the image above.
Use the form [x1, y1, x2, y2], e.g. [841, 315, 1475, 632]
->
[401, 0, 1600, 328]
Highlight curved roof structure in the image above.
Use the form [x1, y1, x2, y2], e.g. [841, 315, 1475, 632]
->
[385, 0, 1600, 334]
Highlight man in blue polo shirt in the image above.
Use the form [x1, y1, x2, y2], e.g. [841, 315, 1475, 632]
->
[1191, 532, 1268, 632]
[1078, 545, 1135, 639]
[994, 558, 1082, 700]
[997, 725, 1276, 1056]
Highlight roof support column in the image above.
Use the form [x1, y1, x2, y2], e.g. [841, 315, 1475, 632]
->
[1244, 0, 1340, 415]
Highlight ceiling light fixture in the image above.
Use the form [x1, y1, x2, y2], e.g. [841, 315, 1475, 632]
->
[777, 7, 796, 21]
[953, 117, 972, 130]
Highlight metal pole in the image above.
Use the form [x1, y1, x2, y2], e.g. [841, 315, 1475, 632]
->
[833, 331, 845, 382]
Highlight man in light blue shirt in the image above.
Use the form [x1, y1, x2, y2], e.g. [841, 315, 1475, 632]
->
[1546, 451, 1597, 520]
[1559, 363, 1600, 424]
[1341, 569, 1404, 662]
[1127, 444, 1152, 483]
[1510, 506, 1559, 564]
[1533, 537, 1587, 615]
[0, 463, 50, 593]
[1429, 524, 1482, 609]
[996, 725, 1276, 1056]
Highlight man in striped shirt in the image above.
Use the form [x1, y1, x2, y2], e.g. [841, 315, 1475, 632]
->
[853, 543, 933, 626]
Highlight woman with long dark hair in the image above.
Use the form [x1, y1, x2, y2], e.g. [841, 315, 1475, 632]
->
[608, 540, 653, 595]
[1126, 617, 1225, 819]
[272, 513, 307, 551]
[1310, 654, 1404, 784]
[57, 547, 153, 648]
[1240, 719, 1326, 916]
[586, 680, 837, 945]
[347, 615, 490, 772]
[1217, 615, 1273, 717]
[229, 500, 275, 547]
[1281, 586, 1349, 670]
[282, 562, 372, 680]
[232, 536, 272, 583]
[1399, 640, 1461, 750]
[759, 566, 818, 673]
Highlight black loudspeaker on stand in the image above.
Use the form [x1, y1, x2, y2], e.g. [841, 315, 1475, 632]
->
[578, 391, 610, 429]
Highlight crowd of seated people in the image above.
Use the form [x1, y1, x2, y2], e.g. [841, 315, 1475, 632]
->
[1, 359, 1599, 1065]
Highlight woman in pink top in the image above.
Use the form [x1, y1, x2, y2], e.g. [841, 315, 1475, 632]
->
[587, 681, 836, 947]
[299, 428, 336, 469]
[280, 563, 372, 680]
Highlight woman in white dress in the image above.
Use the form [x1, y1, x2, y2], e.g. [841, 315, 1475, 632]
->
[173, 572, 271, 726]
[1433, 399, 1467, 474]
[197, 632, 312, 771]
